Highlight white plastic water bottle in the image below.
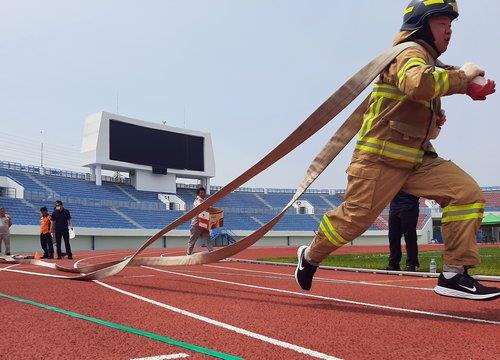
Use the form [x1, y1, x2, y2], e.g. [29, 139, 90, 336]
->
[429, 258, 437, 273]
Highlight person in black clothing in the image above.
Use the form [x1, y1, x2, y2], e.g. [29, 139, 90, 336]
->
[51, 200, 74, 260]
[385, 191, 420, 272]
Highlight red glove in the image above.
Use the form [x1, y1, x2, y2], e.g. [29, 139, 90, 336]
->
[436, 110, 446, 127]
[466, 79, 496, 101]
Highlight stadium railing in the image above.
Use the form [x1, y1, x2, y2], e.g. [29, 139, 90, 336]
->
[24, 190, 165, 211]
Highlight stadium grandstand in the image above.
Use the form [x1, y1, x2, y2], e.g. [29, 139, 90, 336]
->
[1, 159, 499, 252]
[1, 111, 498, 253]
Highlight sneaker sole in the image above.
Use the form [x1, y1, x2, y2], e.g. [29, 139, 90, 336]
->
[434, 285, 500, 301]
[294, 245, 308, 290]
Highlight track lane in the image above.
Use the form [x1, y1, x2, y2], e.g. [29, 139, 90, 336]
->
[199, 263, 500, 322]
[0, 267, 329, 359]
[0, 289, 220, 360]
[122, 264, 499, 359]
[2, 247, 499, 359]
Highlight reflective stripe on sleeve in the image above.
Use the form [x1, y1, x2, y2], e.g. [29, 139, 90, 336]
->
[441, 203, 485, 223]
[397, 57, 427, 86]
[432, 69, 450, 98]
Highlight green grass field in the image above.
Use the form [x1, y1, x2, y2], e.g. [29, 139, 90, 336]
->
[260, 247, 500, 276]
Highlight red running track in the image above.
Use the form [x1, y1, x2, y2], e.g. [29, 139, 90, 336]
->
[0, 246, 499, 360]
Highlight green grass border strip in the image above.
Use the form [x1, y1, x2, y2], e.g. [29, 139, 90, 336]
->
[0, 292, 243, 360]
[225, 258, 500, 282]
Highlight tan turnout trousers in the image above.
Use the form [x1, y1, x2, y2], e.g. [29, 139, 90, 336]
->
[308, 153, 484, 267]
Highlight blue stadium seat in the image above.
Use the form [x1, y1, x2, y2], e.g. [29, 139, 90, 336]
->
[121, 208, 190, 229]
[0, 169, 47, 194]
[1, 164, 497, 232]
[0, 197, 39, 225]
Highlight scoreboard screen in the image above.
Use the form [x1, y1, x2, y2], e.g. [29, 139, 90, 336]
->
[109, 120, 204, 172]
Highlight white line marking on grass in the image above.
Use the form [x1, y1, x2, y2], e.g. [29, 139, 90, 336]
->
[205, 264, 432, 291]
[144, 266, 500, 326]
[94, 280, 341, 360]
[131, 353, 189, 360]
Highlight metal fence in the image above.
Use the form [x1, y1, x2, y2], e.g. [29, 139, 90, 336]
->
[0, 160, 130, 184]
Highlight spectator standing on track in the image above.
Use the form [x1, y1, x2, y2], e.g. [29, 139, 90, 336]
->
[187, 187, 214, 255]
[39, 207, 54, 259]
[295, 0, 500, 300]
[0, 207, 12, 255]
[385, 191, 420, 272]
[51, 200, 73, 260]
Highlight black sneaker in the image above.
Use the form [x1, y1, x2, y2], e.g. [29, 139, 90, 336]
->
[67, 255, 73, 260]
[404, 265, 416, 272]
[434, 271, 500, 300]
[295, 246, 318, 291]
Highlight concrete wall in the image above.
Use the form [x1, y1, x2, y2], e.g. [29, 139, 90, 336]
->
[6, 218, 433, 253]
[0, 176, 24, 198]
[132, 170, 177, 193]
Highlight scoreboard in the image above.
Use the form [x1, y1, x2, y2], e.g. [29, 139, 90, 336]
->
[109, 119, 205, 172]
[81, 112, 215, 192]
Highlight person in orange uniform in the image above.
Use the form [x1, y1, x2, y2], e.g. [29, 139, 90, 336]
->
[39, 207, 54, 259]
[295, 0, 499, 300]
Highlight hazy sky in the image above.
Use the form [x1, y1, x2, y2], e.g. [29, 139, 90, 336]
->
[1, 0, 498, 189]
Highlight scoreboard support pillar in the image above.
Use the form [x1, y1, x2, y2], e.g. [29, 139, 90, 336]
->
[95, 164, 102, 186]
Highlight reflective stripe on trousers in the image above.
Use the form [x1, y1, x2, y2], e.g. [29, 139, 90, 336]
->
[441, 203, 485, 223]
[319, 214, 349, 247]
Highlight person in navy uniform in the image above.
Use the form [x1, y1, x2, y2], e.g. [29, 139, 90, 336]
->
[385, 191, 420, 271]
[51, 200, 74, 260]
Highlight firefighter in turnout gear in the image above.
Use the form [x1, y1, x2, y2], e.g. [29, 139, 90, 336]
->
[295, 0, 499, 300]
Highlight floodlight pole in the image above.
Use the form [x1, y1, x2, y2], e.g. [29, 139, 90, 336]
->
[40, 130, 44, 168]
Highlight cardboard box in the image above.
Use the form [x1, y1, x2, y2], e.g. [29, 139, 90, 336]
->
[198, 208, 224, 230]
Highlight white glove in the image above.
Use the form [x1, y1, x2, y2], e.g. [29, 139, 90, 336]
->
[460, 62, 485, 81]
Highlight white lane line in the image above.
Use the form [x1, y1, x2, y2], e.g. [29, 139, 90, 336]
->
[94, 280, 341, 360]
[124, 275, 156, 279]
[0, 264, 19, 272]
[131, 353, 189, 360]
[3, 268, 67, 278]
[205, 264, 432, 291]
[143, 266, 500, 326]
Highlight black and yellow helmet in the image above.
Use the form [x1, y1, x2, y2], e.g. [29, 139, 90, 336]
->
[401, 0, 459, 31]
